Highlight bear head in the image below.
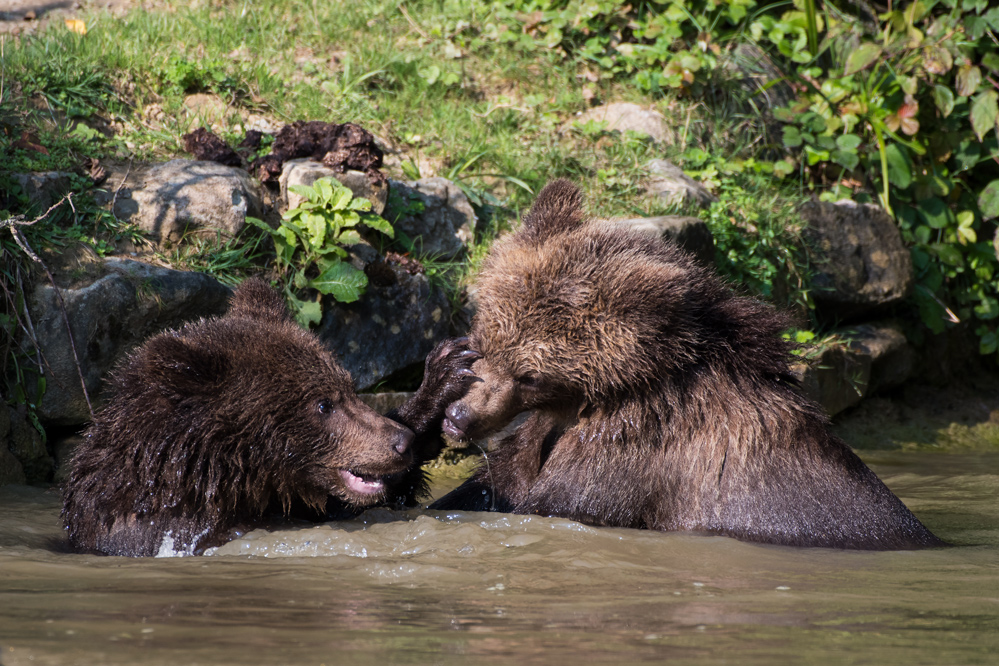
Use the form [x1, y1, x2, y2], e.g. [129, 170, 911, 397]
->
[442, 179, 717, 441]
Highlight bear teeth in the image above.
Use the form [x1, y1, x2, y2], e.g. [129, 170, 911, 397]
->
[340, 469, 385, 495]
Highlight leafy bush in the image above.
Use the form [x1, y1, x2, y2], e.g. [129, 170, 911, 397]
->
[247, 178, 395, 327]
[465, 0, 999, 362]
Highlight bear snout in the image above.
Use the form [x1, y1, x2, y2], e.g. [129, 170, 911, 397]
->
[443, 402, 472, 440]
[392, 426, 415, 456]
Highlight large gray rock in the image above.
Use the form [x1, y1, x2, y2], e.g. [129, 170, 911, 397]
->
[846, 322, 915, 394]
[386, 178, 477, 259]
[599, 215, 715, 266]
[801, 200, 913, 321]
[790, 321, 916, 417]
[792, 346, 870, 418]
[572, 102, 671, 143]
[318, 262, 450, 391]
[102, 159, 262, 244]
[645, 159, 718, 209]
[279, 159, 388, 215]
[27, 259, 232, 425]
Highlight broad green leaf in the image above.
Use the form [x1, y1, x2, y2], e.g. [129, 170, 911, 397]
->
[983, 52, 999, 74]
[245, 216, 272, 232]
[932, 85, 954, 118]
[312, 261, 368, 303]
[980, 330, 998, 355]
[349, 197, 373, 211]
[914, 225, 932, 244]
[957, 65, 983, 98]
[782, 125, 802, 148]
[773, 159, 796, 178]
[929, 241, 964, 267]
[338, 210, 361, 228]
[831, 149, 859, 170]
[914, 284, 948, 334]
[804, 144, 829, 165]
[970, 90, 998, 141]
[974, 296, 999, 320]
[835, 133, 862, 151]
[336, 229, 362, 246]
[922, 45, 952, 75]
[277, 224, 300, 248]
[957, 225, 977, 244]
[986, 7, 999, 30]
[884, 143, 913, 190]
[954, 139, 981, 172]
[288, 183, 318, 200]
[303, 212, 327, 248]
[362, 214, 395, 238]
[273, 235, 295, 266]
[918, 197, 951, 230]
[844, 42, 882, 76]
[289, 293, 322, 328]
[979, 179, 999, 220]
[331, 185, 353, 210]
[315, 178, 335, 203]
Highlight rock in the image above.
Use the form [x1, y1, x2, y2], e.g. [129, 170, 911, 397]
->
[0, 446, 26, 487]
[645, 159, 718, 209]
[100, 159, 262, 244]
[791, 345, 870, 417]
[279, 159, 388, 215]
[801, 200, 913, 321]
[317, 262, 450, 391]
[790, 322, 915, 416]
[386, 178, 477, 259]
[0, 407, 27, 487]
[600, 215, 715, 266]
[845, 322, 915, 394]
[26, 259, 233, 425]
[12, 171, 75, 211]
[358, 392, 414, 414]
[571, 102, 671, 143]
[7, 408, 51, 482]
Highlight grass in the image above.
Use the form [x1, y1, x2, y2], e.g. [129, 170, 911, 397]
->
[0, 0, 822, 353]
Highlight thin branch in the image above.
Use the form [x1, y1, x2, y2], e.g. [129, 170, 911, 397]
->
[2, 194, 95, 419]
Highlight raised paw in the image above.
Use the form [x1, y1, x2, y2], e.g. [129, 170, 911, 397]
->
[422, 337, 481, 407]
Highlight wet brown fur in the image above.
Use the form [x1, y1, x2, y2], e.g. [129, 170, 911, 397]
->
[432, 180, 943, 550]
[63, 279, 473, 556]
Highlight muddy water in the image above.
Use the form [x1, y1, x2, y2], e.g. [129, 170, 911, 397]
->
[1, 451, 997, 665]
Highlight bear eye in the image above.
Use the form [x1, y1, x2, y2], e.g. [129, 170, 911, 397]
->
[317, 400, 334, 415]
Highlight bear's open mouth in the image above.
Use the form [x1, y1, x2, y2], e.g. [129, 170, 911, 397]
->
[339, 469, 386, 495]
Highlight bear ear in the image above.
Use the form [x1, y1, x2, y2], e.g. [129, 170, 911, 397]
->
[228, 278, 292, 323]
[518, 179, 585, 244]
[141, 334, 227, 394]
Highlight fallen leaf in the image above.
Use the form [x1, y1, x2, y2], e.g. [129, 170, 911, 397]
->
[65, 19, 87, 35]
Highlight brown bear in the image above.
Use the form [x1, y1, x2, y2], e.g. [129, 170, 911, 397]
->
[63, 278, 476, 556]
[431, 180, 943, 550]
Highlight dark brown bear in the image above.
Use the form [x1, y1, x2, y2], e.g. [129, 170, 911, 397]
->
[63, 278, 476, 556]
[431, 180, 943, 550]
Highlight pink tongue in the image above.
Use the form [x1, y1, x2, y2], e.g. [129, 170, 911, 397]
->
[340, 470, 385, 495]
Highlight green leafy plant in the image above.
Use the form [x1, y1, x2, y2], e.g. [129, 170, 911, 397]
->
[771, 1, 999, 359]
[247, 178, 395, 327]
